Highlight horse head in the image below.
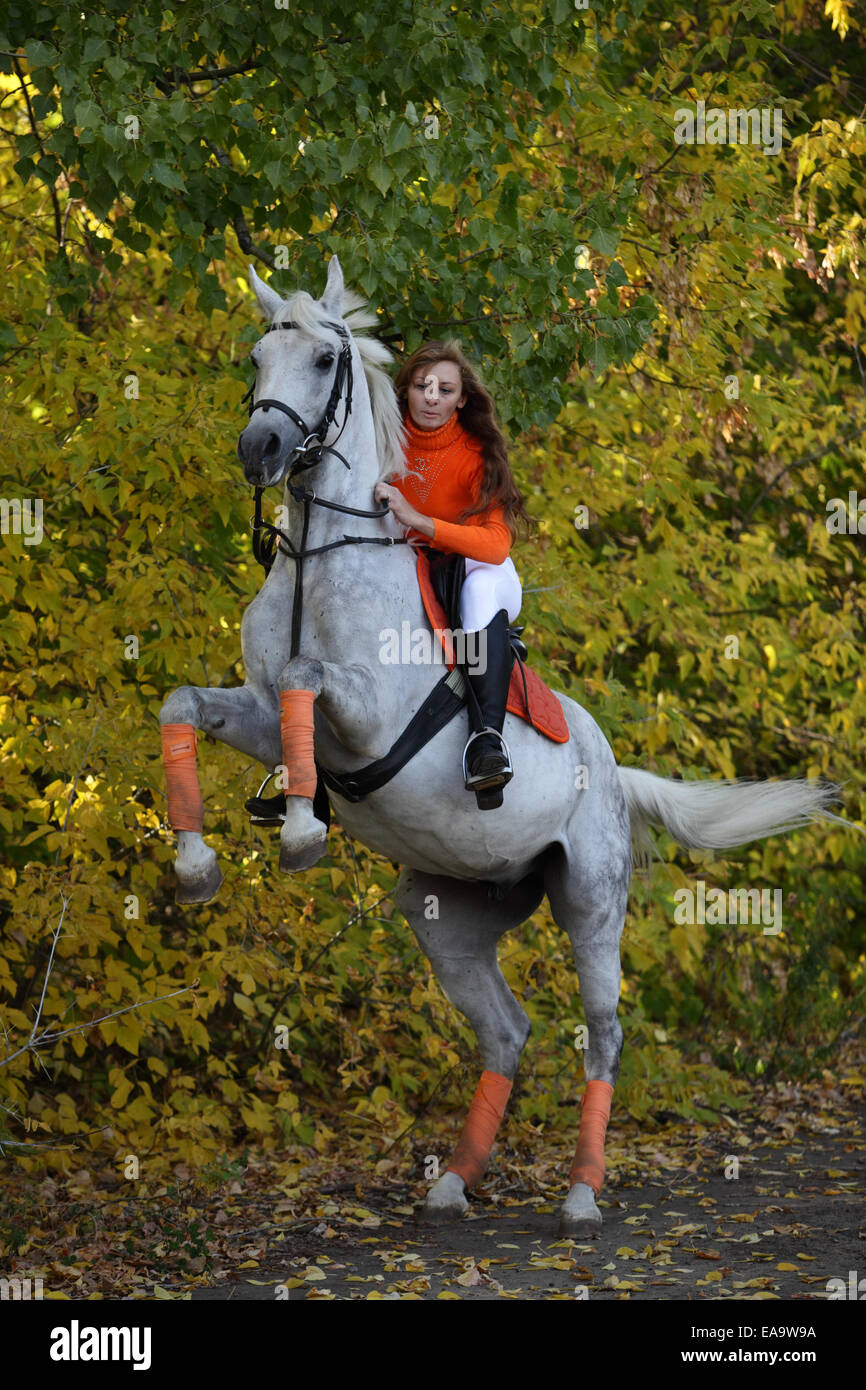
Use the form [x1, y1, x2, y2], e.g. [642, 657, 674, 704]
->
[237, 255, 352, 488]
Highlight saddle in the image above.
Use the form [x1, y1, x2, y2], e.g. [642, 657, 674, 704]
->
[418, 547, 569, 744]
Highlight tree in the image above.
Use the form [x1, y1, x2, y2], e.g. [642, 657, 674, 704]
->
[1, 0, 863, 1171]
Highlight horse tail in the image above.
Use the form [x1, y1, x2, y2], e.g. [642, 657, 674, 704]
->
[616, 768, 855, 871]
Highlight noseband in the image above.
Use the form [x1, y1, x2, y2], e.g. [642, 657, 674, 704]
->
[241, 317, 410, 658]
[243, 317, 354, 459]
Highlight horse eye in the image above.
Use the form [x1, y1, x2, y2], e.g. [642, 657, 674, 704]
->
[316, 353, 335, 370]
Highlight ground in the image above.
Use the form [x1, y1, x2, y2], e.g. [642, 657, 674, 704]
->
[2, 1062, 862, 1302]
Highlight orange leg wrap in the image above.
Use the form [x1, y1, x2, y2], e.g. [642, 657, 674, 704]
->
[569, 1079, 614, 1196]
[445, 1070, 513, 1189]
[279, 689, 319, 799]
[161, 723, 204, 832]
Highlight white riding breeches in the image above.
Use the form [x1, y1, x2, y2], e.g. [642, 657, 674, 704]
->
[459, 555, 522, 631]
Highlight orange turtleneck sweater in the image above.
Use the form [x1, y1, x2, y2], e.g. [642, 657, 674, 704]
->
[391, 413, 512, 565]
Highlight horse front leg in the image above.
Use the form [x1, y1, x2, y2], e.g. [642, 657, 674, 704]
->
[159, 684, 279, 903]
[274, 656, 394, 874]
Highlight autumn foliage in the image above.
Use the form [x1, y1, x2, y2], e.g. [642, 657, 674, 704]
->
[0, 0, 864, 1180]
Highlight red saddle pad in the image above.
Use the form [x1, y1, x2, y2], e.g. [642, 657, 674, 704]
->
[416, 550, 570, 744]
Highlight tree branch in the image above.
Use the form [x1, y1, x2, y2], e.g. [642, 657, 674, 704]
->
[11, 56, 63, 248]
[741, 417, 866, 526]
[1, 893, 195, 1154]
[205, 141, 275, 268]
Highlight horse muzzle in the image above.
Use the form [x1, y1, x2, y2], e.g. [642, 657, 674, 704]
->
[237, 419, 293, 487]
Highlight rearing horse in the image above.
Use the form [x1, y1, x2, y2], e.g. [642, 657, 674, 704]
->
[159, 254, 842, 1234]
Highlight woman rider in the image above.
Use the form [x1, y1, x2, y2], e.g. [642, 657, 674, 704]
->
[374, 340, 534, 807]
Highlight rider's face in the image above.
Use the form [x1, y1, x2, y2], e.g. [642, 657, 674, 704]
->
[406, 360, 466, 429]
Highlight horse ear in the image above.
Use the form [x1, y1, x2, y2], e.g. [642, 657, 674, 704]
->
[248, 263, 283, 319]
[320, 254, 344, 315]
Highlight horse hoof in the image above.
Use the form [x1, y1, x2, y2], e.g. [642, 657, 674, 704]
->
[416, 1202, 467, 1225]
[558, 1181, 602, 1237]
[279, 835, 327, 874]
[558, 1211, 602, 1239]
[417, 1171, 468, 1224]
[175, 860, 223, 905]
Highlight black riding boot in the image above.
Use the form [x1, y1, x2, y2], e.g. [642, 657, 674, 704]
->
[462, 608, 515, 810]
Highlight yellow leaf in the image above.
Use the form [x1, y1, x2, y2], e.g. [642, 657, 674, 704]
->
[233, 990, 256, 1017]
[110, 1076, 132, 1109]
[825, 0, 851, 41]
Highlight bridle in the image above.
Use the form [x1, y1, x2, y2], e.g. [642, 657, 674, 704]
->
[241, 317, 410, 658]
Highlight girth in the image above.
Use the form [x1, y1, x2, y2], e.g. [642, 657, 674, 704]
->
[316, 664, 469, 804]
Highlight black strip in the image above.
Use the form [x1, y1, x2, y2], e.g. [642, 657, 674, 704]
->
[291, 501, 311, 657]
[316, 671, 465, 802]
[312, 773, 331, 830]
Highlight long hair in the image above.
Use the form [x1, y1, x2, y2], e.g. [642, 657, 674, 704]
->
[393, 340, 535, 547]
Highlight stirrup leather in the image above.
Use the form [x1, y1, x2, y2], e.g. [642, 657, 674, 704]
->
[462, 727, 513, 789]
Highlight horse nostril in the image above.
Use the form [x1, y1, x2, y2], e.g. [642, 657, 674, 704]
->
[263, 433, 281, 458]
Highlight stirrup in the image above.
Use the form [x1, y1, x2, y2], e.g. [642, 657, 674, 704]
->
[245, 772, 286, 826]
[462, 727, 513, 791]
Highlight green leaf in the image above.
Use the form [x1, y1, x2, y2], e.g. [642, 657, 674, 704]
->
[74, 100, 103, 131]
[386, 121, 411, 155]
[104, 56, 127, 83]
[588, 225, 620, 257]
[369, 159, 393, 195]
[151, 162, 185, 190]
[83, 37, 111, 63]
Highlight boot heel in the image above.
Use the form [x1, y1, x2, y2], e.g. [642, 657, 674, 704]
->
[475, 785, 504, 810]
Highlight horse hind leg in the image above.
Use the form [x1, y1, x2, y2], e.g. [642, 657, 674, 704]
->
[394, 866, 545, 1223]
[544, 838, 630, 1237]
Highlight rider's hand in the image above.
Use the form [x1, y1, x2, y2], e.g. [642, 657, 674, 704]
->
[374, 482, 420, 529]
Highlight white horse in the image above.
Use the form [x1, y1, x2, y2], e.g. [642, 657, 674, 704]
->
[159, 255, 845, 1234]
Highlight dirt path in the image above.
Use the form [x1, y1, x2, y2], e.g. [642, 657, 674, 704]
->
[5, 1074, 862, 1302]
[187, 1096, 864, 1301]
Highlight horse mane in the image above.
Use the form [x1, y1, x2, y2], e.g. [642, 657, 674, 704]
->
[278, 287, 409, 482]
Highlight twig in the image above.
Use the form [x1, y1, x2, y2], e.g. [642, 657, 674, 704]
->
[379, 1061, 464, 1158]
[3, 983, 192, 1068]
[1, 897, 194, 1154]
[0, 1125, 110, 1155]
[252, 890, 397, 1058]
[741, 418, 866, 526]
[27, 895, 69, 1049]
[205, 142, 275, 269]
[11, 57, 63, 248]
